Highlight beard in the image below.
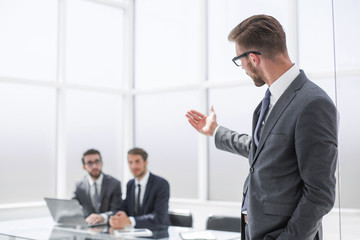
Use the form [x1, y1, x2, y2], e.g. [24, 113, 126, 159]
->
[89, 170, 102, 179]
[135, 169, 146, 179]
[247, 61, 265, 87]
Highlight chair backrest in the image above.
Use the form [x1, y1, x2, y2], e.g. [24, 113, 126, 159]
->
[168, 209, 193, 227]
[206, 215, 241, 232]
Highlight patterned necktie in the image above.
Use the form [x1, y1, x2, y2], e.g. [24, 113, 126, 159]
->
[93, 183, 100, 213]
[135, 184, 141, 216]
[254, 88, 271, 146]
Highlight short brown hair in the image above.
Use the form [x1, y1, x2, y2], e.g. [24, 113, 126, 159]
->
[82, 149, 102, 165]
[228, 14, 287, 59]
[128, 147, 148, 161]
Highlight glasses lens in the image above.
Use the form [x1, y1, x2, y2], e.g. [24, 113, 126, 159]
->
[86, 159, 101, 166]
[234, 58, 242, 66]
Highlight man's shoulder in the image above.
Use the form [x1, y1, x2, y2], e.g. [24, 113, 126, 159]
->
[126, 178, 135, 186]
[103, 173, 121, 184]
[149, 173, 169, 186]
[293, 70, 334, 104]
[75, 176, 87, 186]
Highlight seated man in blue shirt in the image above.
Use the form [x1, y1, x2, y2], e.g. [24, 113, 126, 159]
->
[109, 148, 170, 229]
[72, 149, 122, 225]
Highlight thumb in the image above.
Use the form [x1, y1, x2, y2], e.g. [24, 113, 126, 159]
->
[210, 105, 216, 115]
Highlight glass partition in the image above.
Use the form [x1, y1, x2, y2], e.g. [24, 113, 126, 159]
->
[333, 0, 360, 237]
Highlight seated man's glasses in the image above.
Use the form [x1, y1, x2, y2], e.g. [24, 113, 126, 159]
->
[232, 51, 261, 67]
[85, 159, 102, 166]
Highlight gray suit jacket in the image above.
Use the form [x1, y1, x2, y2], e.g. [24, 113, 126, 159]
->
[215, 70, 338, 240]
[72, 173, 122, 218]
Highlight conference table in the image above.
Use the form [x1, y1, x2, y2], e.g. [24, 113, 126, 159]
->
[0, 217, 241, 240]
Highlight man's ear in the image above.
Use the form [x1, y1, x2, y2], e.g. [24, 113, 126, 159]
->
[249, 52, 260, 66]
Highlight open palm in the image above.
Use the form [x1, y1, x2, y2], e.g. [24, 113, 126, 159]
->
[185, 106, 218, 136]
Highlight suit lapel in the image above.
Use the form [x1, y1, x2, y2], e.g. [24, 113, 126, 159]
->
[251, 102, 262, 163]
[84, 178, 95, 212]
[142, 173, 153, 214]
[100, 174, 107, 208]
[252, 71, 307, 166]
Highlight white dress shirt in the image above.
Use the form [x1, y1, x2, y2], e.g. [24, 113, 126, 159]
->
[87, 173, 108, 223]
[129, 170, 150, 227]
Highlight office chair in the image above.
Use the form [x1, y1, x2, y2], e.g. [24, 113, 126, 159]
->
[206, 215, 241, 232]
[168, 209, 193, 227]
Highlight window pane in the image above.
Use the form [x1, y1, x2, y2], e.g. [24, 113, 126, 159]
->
[135, 91, 200, 198]
[0, 83, 56, 204]
[65, 0, 124, 88]
[333, 0, 360, 70]
[208, 0, 294, 82]
[135, 0, 202, 89]
[0, 0, 57, 81]
[208, 85, 264, 201]
[298, 0, 334, 73]
[65, 90, 123, 197]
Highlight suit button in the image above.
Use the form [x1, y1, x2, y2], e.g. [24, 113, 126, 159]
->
[249, 167, 254, 173]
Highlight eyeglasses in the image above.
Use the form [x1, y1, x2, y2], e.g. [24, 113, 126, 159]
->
[232, 51, 261, 67]
[85, 159, 102, 166]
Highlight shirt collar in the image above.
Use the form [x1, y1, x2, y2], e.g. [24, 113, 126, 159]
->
[269, 63, 300, 103]
[87, 172, 103, 186]
[135, 170, 150, 187]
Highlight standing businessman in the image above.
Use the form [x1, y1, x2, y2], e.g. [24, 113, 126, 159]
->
[186, 15, 338, 240]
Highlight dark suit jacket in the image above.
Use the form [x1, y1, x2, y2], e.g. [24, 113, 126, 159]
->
[120, 172, 170, 229]
[215, 70, 338, 240]
[72, 173, 122, 218]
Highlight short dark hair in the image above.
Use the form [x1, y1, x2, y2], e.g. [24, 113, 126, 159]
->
[128, 147, 148, 161]
[228, 14, 288, 59]
[82, 149, 102, 165]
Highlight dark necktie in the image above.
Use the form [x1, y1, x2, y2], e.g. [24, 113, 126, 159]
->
[242, 89, 270, 214]
[93, 183, 100, 213]
[254, 88, 271, 146]
[135, 184, 141, 216]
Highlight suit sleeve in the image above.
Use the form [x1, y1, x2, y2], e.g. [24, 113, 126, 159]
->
[277, 96, 338, 240]
[134, 180, 170, 229]
[72, 183, 79, 200]
[215, 126, 252, 158]
[120, 182, 131, 213]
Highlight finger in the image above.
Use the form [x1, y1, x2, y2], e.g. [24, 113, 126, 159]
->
[185, 113, 194, 120]
[187, 118, 200, 127]
[187, 113, 204, 122]
[188, 119, 201, 131]
[210, 105, 215, 114]
[189, 110, 205, 118]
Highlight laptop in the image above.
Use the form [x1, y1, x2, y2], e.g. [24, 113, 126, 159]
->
[44, 197, 105, 228]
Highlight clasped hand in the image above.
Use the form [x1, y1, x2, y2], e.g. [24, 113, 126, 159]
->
[109, 211, 131, 229]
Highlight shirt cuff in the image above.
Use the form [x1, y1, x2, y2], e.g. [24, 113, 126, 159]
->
[129, 216, 136, 227]
[213, 125, 221, 137]
[100, 213, 108, 224]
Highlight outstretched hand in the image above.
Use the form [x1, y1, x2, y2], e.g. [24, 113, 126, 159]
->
[185, 106, 218, 136]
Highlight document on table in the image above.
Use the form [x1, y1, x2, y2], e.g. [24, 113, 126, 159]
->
[113, 228, 153, 237]
[180, 230, 216, 240]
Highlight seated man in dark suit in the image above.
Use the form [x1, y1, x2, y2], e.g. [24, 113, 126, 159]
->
[72, 149, 122, 225]
[109, 147, 170, 229]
